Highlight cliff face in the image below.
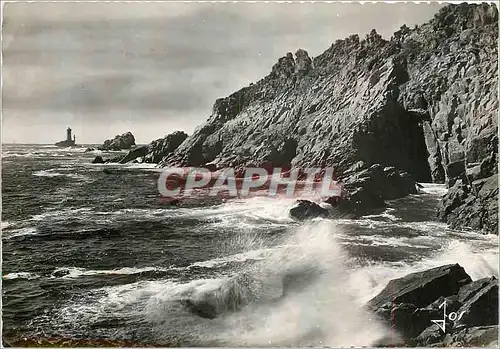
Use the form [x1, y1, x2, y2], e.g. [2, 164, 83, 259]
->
[161, 4, 498, 233]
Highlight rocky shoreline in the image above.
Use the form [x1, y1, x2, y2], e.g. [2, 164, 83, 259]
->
[120, 3, 496, 233]
[93, 4, 497, 233]
[368, 264, 498, 347]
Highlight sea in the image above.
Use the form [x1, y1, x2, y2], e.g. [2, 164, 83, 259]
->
[2, 144, 498, 347]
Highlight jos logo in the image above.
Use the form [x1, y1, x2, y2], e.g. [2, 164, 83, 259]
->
[431, 299, 465, 333]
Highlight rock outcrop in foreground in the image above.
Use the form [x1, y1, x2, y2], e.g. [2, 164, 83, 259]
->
[366, 264, 498, 347]
[155, 3, 498, 233]
[98, 132, 136, 151]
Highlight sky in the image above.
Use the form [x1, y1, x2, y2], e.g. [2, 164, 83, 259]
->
[2, 1, 445, 145]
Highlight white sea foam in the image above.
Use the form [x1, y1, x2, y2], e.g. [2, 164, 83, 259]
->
[1, 221, 13, 230]
[2, 272, 40, 280]
[418, 182, 448, 196]
[39, 190, 497, 347]
[30, 207, 93, 221]
[2, 227, 38, 239]
[175, 196, 296, 228]
[52, 266, 173, 278]
[346, 232, 499, 305]
[33, 169, 89, 180]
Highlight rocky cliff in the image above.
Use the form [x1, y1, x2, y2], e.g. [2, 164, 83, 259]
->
[159, 4, 498, 233]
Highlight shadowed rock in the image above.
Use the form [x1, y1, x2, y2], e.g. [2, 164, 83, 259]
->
[157, 3, 497, 233]
[98, 132, 136, 151]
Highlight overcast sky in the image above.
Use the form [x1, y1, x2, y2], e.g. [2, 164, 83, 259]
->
[2, 2, 444, 144]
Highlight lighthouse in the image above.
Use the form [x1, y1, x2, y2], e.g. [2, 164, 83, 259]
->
[55, 127, 77, 147]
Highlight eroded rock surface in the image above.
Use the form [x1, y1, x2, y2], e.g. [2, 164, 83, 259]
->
[155, 4, 497, 232]
[98, 132, 136, 151]
[366, 264, 498, 347]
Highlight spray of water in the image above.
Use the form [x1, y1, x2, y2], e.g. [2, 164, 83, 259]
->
[204, 220, 392, 347]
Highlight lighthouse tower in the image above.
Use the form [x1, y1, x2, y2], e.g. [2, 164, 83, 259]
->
[55, 127, 76, 147]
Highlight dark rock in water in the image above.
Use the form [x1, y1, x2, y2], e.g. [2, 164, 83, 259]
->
[342, 164, 417, 216]
[414, 324, 446, 346]
[367, 264, 498, 347]
[84, 147, 95, 152]
[119, 145, 148, 164]
[156, 3, 497, 233]
[91, 156, 104, 164]
[366, 264, 471, 310]
[143, 131, 188, 164]
[373, 303, 435, 340]
[181, 299, 217, 320]
[179, 274, 258, 319]
[455, 276, 498, 328]
[290, 164, 418, 221]
[103, 169, 113, 175]
[52, 269, 70, 278]
[438, 174, 498, 234]
[168, 199, 181, 206]
[289, 200, 329, 221]
[97, 132, 136, 151]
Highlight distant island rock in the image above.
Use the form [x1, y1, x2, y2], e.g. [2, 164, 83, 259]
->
[97, 132, 136, 151]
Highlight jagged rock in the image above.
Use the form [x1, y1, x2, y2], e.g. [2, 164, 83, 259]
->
[157, 4, 497, 232]
[438, 174, 498, 233]
[342, 164, 417, 216]
[119, 145, 148, 164]
[294, 49, 312, 75]
[144, 131, 188, 164]
[289, 200, 329, 221]
[366, 264, 500, 347]
[443, 326, 498, 347]
[97, 132, 136, 151]
[414, 324, 446, 346]
[104, 155, 124, 164]
[366, 264, 471, 311]
[91, 156, 104, 164]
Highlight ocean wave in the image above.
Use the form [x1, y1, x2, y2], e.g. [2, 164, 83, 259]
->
[2, 272, 40, 280]
[176, 196, 296, 225]
[2, 227, 38, 239]
[418, 182, 448, 196]
[33, 169, 90, 181]
[1, 221, 13, 229]
[189, 249, 274, 269]
[52, 266, 174, 279]
[30, 207, 93, 222]
[362, 207, 401, 222]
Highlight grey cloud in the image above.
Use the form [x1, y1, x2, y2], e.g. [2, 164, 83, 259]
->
[2, 2, 444, 143]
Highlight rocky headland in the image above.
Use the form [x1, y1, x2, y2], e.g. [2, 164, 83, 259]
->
[97, 132, 136, 151]
[138, 3, 497, 233]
